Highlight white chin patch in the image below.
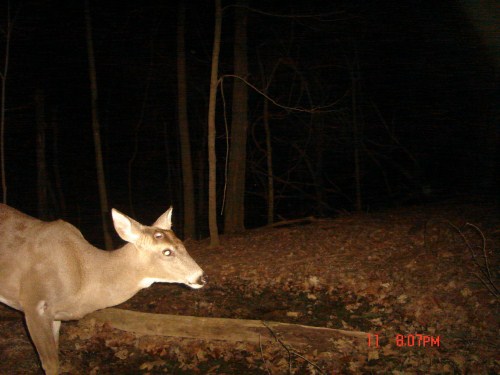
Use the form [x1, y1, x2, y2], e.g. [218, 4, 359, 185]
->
[139, 277, 169, 288]
[139, 277, 204, 289]
[188, 282, 205, 289]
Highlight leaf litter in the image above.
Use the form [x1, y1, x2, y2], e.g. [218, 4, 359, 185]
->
[0, 200, 498, 374]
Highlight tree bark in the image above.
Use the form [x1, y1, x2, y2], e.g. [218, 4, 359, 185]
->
[177, 0, 196, 239]
[313, 114, 326, 216]
[0, 3, 12, 204]
[224, 0, 249, 233]
[207, 0, 222, 247]
[263, 98, 274, 224]
[50, 109, 66, 217]
[84, 0, 113, 249]
[459, 0, 498, 196]
[351, 56, 362, 212]
[35, 90, 49, 220]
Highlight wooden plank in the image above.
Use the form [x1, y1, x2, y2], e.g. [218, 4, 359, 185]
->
[83, 308, 366, 350]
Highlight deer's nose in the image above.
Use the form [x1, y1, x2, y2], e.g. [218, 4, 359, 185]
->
[198, 273, 208, 285]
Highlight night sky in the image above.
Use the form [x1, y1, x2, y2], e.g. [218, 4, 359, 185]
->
[1, 0, 498, 243]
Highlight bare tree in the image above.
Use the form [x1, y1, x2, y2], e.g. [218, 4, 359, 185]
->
[35, 90, 49, 219]
[348, 50, 363, 211]
[459, 0, 498, 194]
[207, 0, 222, 246]
[177, 0, 196, 238]
[50, 108, 66, 217]
[35, 91, 65, 220]
[224, 0, 249, 233]
[0, 2, 13, 203]
[262, 98, 274, 224]
[84, 0, 113, 249]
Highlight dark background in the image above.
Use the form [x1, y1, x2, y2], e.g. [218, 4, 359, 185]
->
[1, 0, 498, 244]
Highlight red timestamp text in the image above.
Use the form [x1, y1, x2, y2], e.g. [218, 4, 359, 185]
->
[367, 333, 440, 347]
[395, 334, 440, 347]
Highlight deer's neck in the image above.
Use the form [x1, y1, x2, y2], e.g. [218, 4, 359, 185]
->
[55, 244, 148, 319]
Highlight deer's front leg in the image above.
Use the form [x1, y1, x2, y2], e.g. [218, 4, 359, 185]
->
[24, 301, 60, 375]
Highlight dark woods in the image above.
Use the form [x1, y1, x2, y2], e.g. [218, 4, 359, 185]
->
[0, 0, 497, 245]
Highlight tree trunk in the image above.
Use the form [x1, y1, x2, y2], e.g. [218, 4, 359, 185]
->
[197, 141, 207, 238]
[35, 90, 50, 220]
[176, 1, 196, 239]
[50, 108, 66, 217]
[0, 4, 12, 204]
[263, 98, 274, 224]
[84, 0, 113, 250]
[224, 0, 249, 233]
[351, 57, 362, 212]
[313, 114, 326, 216]
[207, 0, 222, 247]
[459, 0, 498, 196]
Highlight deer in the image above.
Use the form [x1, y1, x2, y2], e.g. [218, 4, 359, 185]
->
[0, 203, 206, 374]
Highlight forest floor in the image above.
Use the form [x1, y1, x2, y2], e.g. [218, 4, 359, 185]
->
[0, 198, 498, 374]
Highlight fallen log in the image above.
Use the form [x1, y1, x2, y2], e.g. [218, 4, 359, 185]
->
[83, 308, 366, 352]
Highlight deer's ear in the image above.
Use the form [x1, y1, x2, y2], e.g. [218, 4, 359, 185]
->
[153, 207, 172, 230]
[111, 209, 142, 243]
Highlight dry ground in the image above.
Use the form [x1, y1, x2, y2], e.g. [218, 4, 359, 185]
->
[0, 199, 498, 374]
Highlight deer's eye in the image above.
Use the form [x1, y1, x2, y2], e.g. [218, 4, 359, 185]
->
[154, 232, 164, 239]
[162, 249, 173, 256]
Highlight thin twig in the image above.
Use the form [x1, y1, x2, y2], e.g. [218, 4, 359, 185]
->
[262, 321, 325, 375]
[220, 74, 347, 113]
[424, 219, 498, 298]
[466, 223, 492, 280]
[259, 334, 272, 375]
